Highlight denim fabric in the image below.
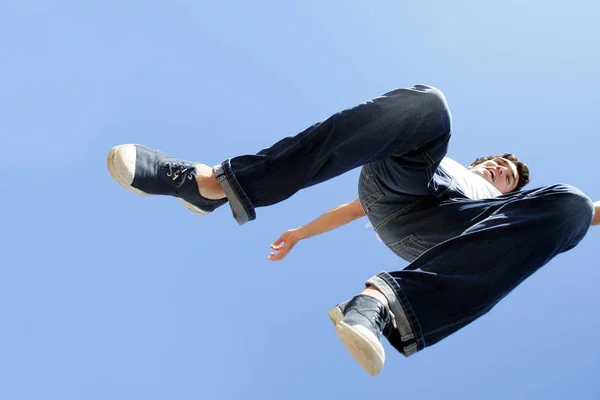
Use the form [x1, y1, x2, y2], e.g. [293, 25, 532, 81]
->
[214, 85, 594, 355]
[366, 185, 592, 355]
[216, 85, 451, 224]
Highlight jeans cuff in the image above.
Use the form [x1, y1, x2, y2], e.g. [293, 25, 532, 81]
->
[214, 160, 256, 225]
[366, 272, 424, 356]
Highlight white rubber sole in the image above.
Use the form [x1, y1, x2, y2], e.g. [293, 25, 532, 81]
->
[327, 306, 344, 326]
[107, 144, 209, 215]
[335, 321, 385, 377]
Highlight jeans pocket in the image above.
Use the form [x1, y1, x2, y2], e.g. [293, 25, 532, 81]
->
[359, 165, 385, 210]
[388, 234, 434, 262]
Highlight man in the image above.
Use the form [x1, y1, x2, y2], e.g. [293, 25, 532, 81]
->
[107, 85, 599, 377]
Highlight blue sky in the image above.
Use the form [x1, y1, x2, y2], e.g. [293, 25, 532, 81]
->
[1, 1, 600, 399]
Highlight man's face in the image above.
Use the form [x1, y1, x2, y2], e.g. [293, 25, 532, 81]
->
[469, 157, 519, 194]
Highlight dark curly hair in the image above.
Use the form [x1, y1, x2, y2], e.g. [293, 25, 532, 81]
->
[470, 153, 531, 192]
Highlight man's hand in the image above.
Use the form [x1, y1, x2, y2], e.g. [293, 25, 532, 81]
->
[267, 198, 365, 262]
[268, 229, 301, 261]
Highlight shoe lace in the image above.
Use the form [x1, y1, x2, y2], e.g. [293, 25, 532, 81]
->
[165, 162, 195, 187]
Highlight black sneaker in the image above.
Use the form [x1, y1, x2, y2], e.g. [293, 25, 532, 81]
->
[335, 295, 393, 377]
[107, 144, 226, 215]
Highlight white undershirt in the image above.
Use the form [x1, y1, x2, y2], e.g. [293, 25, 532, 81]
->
[438, 157, 501, 200]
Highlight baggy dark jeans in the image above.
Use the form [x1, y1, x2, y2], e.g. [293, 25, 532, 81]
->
[214, 85, 594, 356]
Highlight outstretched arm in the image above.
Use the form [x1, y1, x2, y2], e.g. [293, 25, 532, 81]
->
[268, 198, 365, 261]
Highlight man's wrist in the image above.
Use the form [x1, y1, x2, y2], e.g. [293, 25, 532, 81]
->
[292, 227, 307, 240]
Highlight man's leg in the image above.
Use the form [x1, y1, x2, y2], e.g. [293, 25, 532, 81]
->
[217, 85, 452, 224]
[334, 184, 593, 376]
[107, 85, 451, 224]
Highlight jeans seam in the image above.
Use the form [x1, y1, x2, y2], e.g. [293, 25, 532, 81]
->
[360, 167, 385, 210]
[422, 150, 434, 185]
[423, 150, 454, 198]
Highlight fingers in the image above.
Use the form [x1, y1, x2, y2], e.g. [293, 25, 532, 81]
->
[268, 231, 299, 262]
[268, 243, 290, 261]
[268, 249, 288, 261]
[271, 235, 290, 250]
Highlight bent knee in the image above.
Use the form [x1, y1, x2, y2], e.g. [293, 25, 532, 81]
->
[412, 85, 449, 111]
[409, 85, 452, 133]
[547, 183, 591, 204]
[542, 184, 593, 224]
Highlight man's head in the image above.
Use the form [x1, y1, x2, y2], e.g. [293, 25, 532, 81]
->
[468, 153, 530, 194]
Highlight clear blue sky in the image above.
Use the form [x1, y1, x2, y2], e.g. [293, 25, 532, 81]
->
[1, 1, 600, 399]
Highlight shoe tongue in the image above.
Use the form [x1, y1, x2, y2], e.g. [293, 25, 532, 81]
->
[354, 295, 391, 329]
[167, 163, 228, 211]
[348, 295, 385, 318]
[345, 295, 392, 339]
[354, 294, 385, 309]
[165, 158, 194, 173]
